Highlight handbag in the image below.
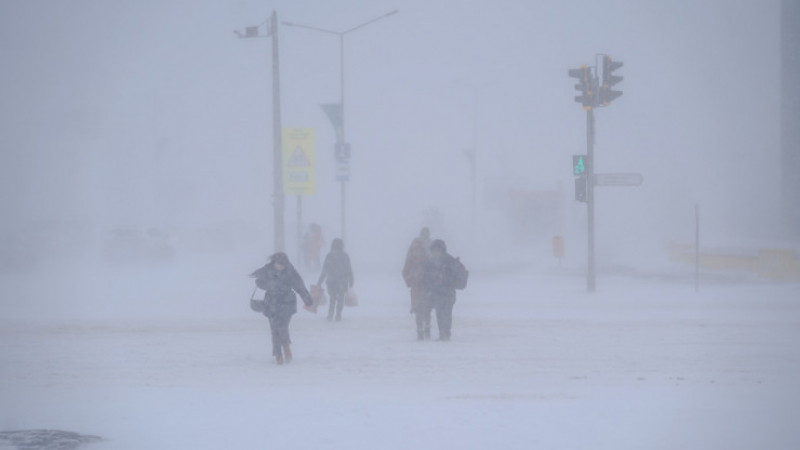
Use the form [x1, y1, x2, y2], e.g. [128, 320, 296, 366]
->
[249, 287, 265, 313]
[310, 284, 327, 306]
[345, 289, 359, 307]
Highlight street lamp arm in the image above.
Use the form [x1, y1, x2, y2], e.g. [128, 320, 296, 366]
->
[281, 21, 340, 36]
[281, 9, 397, 244]
[341, 9, 398, 35]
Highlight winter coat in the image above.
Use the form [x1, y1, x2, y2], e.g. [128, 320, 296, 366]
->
[403, 243, 429, 312]
[403, 243, 427, 290]
[423, 251, 459, 304]
[252, 262, 313, 319]
[317, 250, 354, 295]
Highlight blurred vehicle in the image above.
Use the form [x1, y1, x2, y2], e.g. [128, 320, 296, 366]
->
[102, 228, 175, 264]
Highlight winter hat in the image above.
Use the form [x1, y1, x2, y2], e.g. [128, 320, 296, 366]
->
[430, 239, 446, 252]
[331, 238, 344, 251]
[271, 252, 290, 266]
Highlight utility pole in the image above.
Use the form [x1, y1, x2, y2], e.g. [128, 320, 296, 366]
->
[270, 11, 285, 252]
[587, 105, 596, 291]
[236, 11, 285, 252]
[695, 204, 700, 292]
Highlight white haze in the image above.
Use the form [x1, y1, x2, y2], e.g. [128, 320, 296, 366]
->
[0, 0, 784, 272]
[1, 2, 797, 449]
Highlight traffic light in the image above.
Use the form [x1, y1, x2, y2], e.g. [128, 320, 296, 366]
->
[574, 176, 587, 202]
[601, 55, 623, 105]
[573, 155, 591, 202]
[568, 65, 594, 110]
[573, 155, 591, 176]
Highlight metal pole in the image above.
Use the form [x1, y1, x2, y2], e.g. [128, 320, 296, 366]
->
[339, 34, 347, 243]
[587, 107, 596, 292]
[271, 11, 285, 252]
[297, 195, 302, 265]
[470, 152, 477, 220]
[695, 203, 700, 292]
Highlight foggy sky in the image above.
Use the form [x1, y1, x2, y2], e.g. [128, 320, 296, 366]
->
[0, 0, 783, 266]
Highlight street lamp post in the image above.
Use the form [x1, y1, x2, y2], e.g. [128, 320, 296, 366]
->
[283, 9, 398, 243]
[236, 11, 286, 253]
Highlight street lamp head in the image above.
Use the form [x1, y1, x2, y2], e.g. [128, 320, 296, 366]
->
[235, 26, 265, 38]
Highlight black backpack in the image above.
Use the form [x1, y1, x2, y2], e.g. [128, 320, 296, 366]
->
[452, 257, 469, 290]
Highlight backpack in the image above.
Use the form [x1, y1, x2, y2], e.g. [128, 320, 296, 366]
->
[452, 257, 469, 290]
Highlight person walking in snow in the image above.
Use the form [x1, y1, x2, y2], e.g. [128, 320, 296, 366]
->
[407, 227, 432, 258]
[403, 238, 432, 340]
[315, 238, 354, 322]
[422, 239, 462, 341]
[306, 223, 325, 271]
[251, 252, 314, 365]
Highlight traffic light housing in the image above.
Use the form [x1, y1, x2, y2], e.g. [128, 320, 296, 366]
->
[574, 176, 588, 202]
[573, 155, 591, 202]
[601, 55, 623, 105]
[568, 65, 594, 110]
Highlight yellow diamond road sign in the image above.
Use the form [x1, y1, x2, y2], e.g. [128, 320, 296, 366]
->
[282, 128, 316, 195]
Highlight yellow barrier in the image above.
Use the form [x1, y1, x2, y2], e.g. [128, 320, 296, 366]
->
[668, 242, 800, 281]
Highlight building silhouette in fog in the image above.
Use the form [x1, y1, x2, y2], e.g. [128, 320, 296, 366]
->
[782, 0, 800, 237]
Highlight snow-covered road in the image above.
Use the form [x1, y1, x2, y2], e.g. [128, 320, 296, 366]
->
[2, 260, 799, 449]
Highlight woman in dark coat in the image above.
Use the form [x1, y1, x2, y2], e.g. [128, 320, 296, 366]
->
[251, 252, 313, 365]
[316, 238, 354, 322]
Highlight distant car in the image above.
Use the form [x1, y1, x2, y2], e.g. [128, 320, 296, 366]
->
[102, 228, 174, 264]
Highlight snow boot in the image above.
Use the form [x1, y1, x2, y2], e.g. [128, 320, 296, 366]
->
[327, 302, 336, 321]
[417, 330, 424, 341]
[283, 345, 292, 363]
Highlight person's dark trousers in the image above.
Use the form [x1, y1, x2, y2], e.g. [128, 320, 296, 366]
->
[433, 297, 454, 340]
[328, 288, 345, 321]
[415, 304, 432, 339]
[269, 314, 292, 355]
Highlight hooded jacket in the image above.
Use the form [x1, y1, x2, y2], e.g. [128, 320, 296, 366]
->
[252, 254, 312, 318]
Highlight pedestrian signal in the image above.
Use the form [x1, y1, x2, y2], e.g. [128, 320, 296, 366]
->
[573, 155, 591, 176]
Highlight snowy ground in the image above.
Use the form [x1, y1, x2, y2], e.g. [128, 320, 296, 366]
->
[2, 254, 800, 449]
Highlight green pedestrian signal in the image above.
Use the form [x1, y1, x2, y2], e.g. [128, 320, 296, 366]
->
[573, 155, 591, 176]
[574, 156, 585, 175]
